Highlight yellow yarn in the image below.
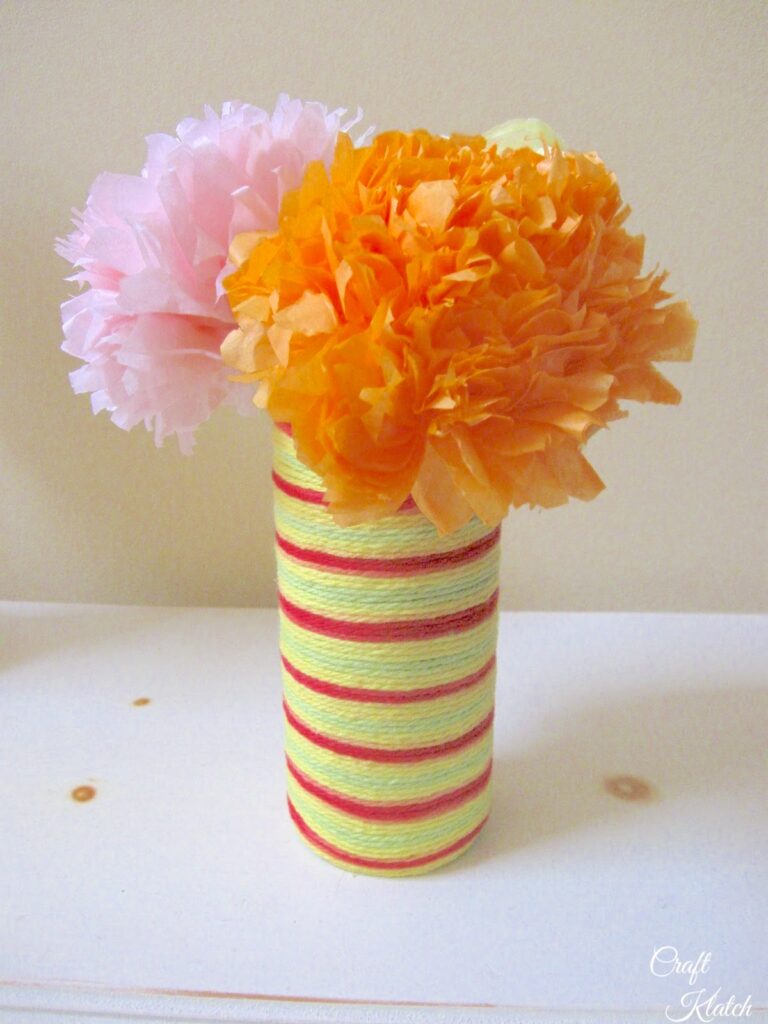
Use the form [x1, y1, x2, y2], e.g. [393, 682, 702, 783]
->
[273, 427, 500, 876]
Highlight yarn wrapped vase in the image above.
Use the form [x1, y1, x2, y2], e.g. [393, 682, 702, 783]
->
[272, 424, 501, 876]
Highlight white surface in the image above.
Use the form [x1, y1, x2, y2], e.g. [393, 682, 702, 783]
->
[1, 603, 766, 1023]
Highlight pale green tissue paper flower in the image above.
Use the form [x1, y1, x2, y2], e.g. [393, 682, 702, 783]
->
[484, 118, 564, 154]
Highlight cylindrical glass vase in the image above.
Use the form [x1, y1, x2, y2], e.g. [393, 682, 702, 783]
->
[272, 425, 500, 876]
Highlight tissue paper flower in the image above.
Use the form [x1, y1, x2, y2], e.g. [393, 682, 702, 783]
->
[56, 96, 368, 453]
[223, 128, 697, 532]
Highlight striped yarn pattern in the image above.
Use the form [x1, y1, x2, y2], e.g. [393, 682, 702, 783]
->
[273, 426, 501, 876]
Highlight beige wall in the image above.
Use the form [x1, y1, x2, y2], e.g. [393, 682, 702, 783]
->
[1, 0, 765, 612]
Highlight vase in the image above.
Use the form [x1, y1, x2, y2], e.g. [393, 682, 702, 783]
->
[272, 425, 501, 875]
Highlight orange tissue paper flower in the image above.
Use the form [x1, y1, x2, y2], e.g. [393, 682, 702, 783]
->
[222, 127, 696, 534]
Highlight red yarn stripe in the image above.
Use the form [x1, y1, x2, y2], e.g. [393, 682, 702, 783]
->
[283, 700, 494, 763]
[272, 470, 418, 512]
[281, 653, 495, 704]
[272, 470, 326, 505]
[286, 755, 492, 821]
[278, 589, 498, 642]
[287, 796, 489, 870]
[275, 526, 500, 576]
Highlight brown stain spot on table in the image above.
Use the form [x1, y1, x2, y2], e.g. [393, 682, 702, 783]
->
[71, 785, 96, 803]
[603, 774, 656, 803]
[132, 697, 151, 706]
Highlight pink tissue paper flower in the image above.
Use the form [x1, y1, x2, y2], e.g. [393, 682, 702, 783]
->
[56, 96, 369, 453]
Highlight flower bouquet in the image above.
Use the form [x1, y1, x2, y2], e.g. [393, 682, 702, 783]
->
[58, 96, 696, 875]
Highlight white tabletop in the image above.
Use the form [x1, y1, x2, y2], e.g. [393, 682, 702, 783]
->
[1, 603, 766, 1023]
